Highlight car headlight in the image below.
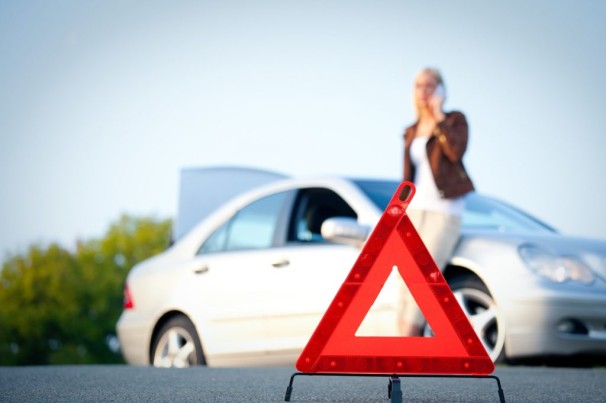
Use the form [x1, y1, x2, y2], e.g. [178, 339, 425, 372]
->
[518, 244, 595, 285]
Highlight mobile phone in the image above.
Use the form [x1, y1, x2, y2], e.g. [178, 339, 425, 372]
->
[433, 84, 445, 98]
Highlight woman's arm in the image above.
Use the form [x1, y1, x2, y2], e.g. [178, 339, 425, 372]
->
[433, 112, 468, 163]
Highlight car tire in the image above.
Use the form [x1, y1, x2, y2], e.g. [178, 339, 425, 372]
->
[151, 315, 206, 367]
[448, 275, 506, 363]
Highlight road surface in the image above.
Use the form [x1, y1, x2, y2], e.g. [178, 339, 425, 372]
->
[1, 365, 605, 402]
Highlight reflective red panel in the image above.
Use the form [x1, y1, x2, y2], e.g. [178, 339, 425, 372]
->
[295, 181, 495, 375]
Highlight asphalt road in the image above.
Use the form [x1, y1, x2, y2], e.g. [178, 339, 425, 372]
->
[1, 365, 605, 402]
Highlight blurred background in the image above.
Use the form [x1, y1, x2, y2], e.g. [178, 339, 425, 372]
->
[1, 0, 605, 365]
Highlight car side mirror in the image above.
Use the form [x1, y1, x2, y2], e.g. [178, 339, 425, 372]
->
[321, 217, 370, 247]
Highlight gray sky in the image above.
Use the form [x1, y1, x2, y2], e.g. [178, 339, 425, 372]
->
[1, 0, 605, 258]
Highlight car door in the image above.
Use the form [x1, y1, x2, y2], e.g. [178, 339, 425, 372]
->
[185, 190, 295, 358]
[263, 241, 361, 352]
[261, 186, 403, 354]
[260, 187, 367, 352]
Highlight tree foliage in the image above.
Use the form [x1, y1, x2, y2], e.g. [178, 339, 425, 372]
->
[0, 214, 172, 365]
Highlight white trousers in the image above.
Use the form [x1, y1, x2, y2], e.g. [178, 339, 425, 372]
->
[398, 208, 462, 329]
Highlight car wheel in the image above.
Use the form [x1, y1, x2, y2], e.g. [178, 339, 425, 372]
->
[450, 275, 506, 363]
[423, 275, 506, 363]
[151, 315, 206, 367]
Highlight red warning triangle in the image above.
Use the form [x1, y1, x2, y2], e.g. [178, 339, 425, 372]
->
[296, 181, 495, 375]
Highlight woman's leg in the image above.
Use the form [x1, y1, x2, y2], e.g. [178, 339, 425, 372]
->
[398, 209, 461, 336]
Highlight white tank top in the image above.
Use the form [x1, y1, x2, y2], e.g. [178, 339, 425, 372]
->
[408, 136, 464, 216]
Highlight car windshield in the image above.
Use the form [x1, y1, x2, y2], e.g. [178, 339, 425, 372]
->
[353, 179, 555, 234]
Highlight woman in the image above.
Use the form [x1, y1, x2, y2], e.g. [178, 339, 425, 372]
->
[399, 67, 475, 336]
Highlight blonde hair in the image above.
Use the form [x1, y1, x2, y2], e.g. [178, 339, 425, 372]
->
[414, 67, 445, 117]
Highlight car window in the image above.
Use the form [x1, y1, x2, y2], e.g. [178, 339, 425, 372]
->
[353, 179, 554, 234]
[461, 193, 554, 233]
[353, 179, 398, 210]
[199, 220, 229, 254]
[198, 191, 289, 254]
[289, 188, 357, 243]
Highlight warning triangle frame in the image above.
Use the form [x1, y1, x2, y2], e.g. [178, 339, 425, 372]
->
[295, 181, 495, 375]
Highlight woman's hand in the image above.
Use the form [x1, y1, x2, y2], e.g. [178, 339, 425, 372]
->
[430, 87, 445, 123]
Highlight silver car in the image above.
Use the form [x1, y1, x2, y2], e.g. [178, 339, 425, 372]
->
[116, 176, 606, 367]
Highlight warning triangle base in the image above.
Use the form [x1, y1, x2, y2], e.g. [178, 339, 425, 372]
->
[283, 372, 506, 403]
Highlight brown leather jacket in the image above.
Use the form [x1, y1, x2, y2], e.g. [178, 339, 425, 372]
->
[403, 111, 474, 199]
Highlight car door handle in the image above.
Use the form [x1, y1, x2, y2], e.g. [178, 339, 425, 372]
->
[271, 259, 290, 268]
[194, 265, 209, 274]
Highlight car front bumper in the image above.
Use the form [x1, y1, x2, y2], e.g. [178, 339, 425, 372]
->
[504, 289, 606, 359]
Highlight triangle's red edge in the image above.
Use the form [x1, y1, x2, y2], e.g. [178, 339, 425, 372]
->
[295, 181, 495, 375]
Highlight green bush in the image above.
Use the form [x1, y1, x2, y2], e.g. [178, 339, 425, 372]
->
[0, 215, 172, 365]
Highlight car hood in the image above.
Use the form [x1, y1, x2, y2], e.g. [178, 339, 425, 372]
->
[461, 229, 606, 253]
[460, 229, 606, 280]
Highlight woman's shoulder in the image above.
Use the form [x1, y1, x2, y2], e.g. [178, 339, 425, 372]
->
[403, 121, 418, 138]
[445, 110, 467, 123]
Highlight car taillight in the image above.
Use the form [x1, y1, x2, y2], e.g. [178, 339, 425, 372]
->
[123, 283, 134, 309]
